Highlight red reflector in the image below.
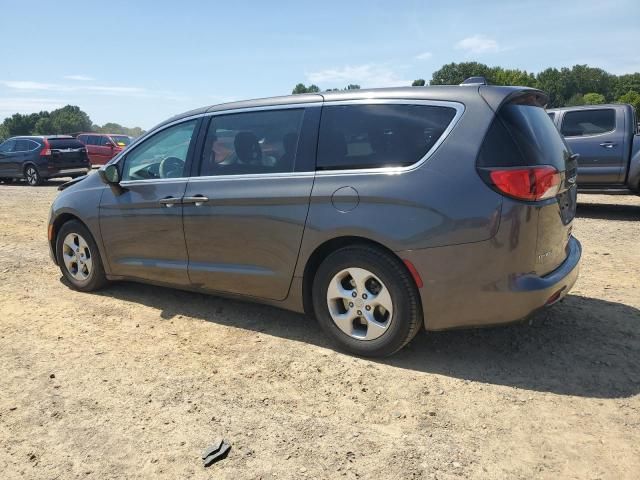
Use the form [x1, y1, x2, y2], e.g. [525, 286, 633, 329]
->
[489, 166, 561, 201]
[40, 138, 51, 156]
[403, 259, 424, 289]
[545, 287, 566, 306]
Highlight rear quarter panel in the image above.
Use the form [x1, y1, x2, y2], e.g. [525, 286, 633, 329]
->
[294, 96, 503, 277]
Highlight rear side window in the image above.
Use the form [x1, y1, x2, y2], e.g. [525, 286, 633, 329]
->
[561, 109, 615, 137]
[15, 139, 39, 152]
[199, 109, 304, 176]
[49, 139, 85, 149]
[477, 101, 571, 170]
[316, 104, 457, 170]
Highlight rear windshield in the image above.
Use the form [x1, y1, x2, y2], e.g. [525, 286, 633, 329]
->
[477, 100, 571, 170]
[110, 135, 132, 146]
[49, 138, 85, 149]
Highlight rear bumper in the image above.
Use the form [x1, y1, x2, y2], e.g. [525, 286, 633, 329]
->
[400, 236, 581, 331]
[44, 167, 90, 179]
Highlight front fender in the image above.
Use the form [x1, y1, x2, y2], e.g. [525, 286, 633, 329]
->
[49, 174, 109, 273]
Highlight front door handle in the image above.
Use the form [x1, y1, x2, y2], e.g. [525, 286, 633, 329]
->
[159, 196, 181, 207]
[599, 142, 616, 149]
[182, 195, 209, 206]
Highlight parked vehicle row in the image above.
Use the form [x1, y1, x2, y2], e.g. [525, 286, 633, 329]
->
[0, 136, 90, 185]
[48, 83, 581, 356]
[0, 133, 134, 185]
[547, 104, 640, 195]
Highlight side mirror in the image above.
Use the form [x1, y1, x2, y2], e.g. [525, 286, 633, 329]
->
[99, 163, 121, 184]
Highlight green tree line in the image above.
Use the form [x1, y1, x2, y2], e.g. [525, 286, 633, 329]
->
[0, 105, 144, 141]
[292, 63, 640, 113]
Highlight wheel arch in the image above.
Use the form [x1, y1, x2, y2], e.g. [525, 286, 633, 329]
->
[50, 212, 92, 264]
[301, 235, 422, 316]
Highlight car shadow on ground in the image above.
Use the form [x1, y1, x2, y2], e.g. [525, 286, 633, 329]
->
[88, 280, 640, 399]
[576, 201, 640, 221]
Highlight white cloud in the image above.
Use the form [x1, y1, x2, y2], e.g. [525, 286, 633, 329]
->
[0, 97, 66, 116]
[0, 80, 185, 100]
[455, 35, 500, 54]
[306, 64, 411, 88]
[415, 51, 433, 60]
[64, 74, 95, 81]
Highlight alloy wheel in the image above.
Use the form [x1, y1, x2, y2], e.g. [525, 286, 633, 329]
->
[326, 267, 393, 341]
[25, 167, 39, 186]
[62, 233, 93, 281]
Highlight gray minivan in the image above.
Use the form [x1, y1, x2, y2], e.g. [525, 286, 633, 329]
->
[48, 85, 581, 357]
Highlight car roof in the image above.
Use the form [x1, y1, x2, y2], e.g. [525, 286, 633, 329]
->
[152, 85, 543, 132]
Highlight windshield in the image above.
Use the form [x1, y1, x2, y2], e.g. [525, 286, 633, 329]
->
[110, 135, 132, 146]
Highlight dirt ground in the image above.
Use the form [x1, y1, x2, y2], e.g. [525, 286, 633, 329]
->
[0, 180, 638, 480]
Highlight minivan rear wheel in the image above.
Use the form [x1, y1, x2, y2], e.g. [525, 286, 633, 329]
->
[312, 245, 423, 357]
[56, 220, 108, 291]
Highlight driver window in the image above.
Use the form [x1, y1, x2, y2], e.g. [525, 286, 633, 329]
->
[121, 120, 197, 181]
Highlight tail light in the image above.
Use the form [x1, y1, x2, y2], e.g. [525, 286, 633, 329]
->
[484, 166, 561, 201]
[40, 138, 52, 156]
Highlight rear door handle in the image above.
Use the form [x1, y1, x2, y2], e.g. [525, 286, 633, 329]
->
[599, 142, 616, 148]
[159, 196, 181, 207]
[182, 195, 209, 206]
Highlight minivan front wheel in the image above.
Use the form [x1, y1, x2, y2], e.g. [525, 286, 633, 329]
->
[24, 165, 42, 186]
[312, 245, 423, 357]
[56, 220, 108, 291]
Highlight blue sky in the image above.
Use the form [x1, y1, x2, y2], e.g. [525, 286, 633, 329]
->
[1, 0, 638, 129]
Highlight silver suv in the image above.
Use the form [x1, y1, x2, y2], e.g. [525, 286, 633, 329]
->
[48, 84, 581, 357]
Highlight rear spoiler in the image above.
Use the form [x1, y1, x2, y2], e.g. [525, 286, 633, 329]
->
[479, 86, 549, 111]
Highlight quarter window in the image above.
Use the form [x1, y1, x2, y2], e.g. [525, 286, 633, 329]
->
[316, 104, 457, 170]
[561, 109, 616, 137]
[121, 120, 198, 181]
[199, 109, 305, 176]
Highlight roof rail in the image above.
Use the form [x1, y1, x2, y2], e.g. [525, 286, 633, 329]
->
[460, 76, 488, 86]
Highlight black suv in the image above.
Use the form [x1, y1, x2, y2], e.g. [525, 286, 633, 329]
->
[0, 136, 91, 186]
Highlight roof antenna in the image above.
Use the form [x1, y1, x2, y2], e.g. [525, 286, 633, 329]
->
[460, 76, 488, 86]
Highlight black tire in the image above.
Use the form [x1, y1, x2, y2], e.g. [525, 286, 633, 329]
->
[56, 220, 109, 292]
[312, 245, 423, 357]
[24, 164, 43, 186]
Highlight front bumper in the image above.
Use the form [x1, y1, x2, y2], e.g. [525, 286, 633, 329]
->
[400, 236, 582, 331]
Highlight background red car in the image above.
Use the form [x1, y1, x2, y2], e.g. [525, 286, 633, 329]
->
[76, 133, 132, 165]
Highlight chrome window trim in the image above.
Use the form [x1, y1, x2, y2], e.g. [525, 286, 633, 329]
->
[188, 171, 315, 183]
[120, 177, 191, 187]
[315, 99, 465, 177]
